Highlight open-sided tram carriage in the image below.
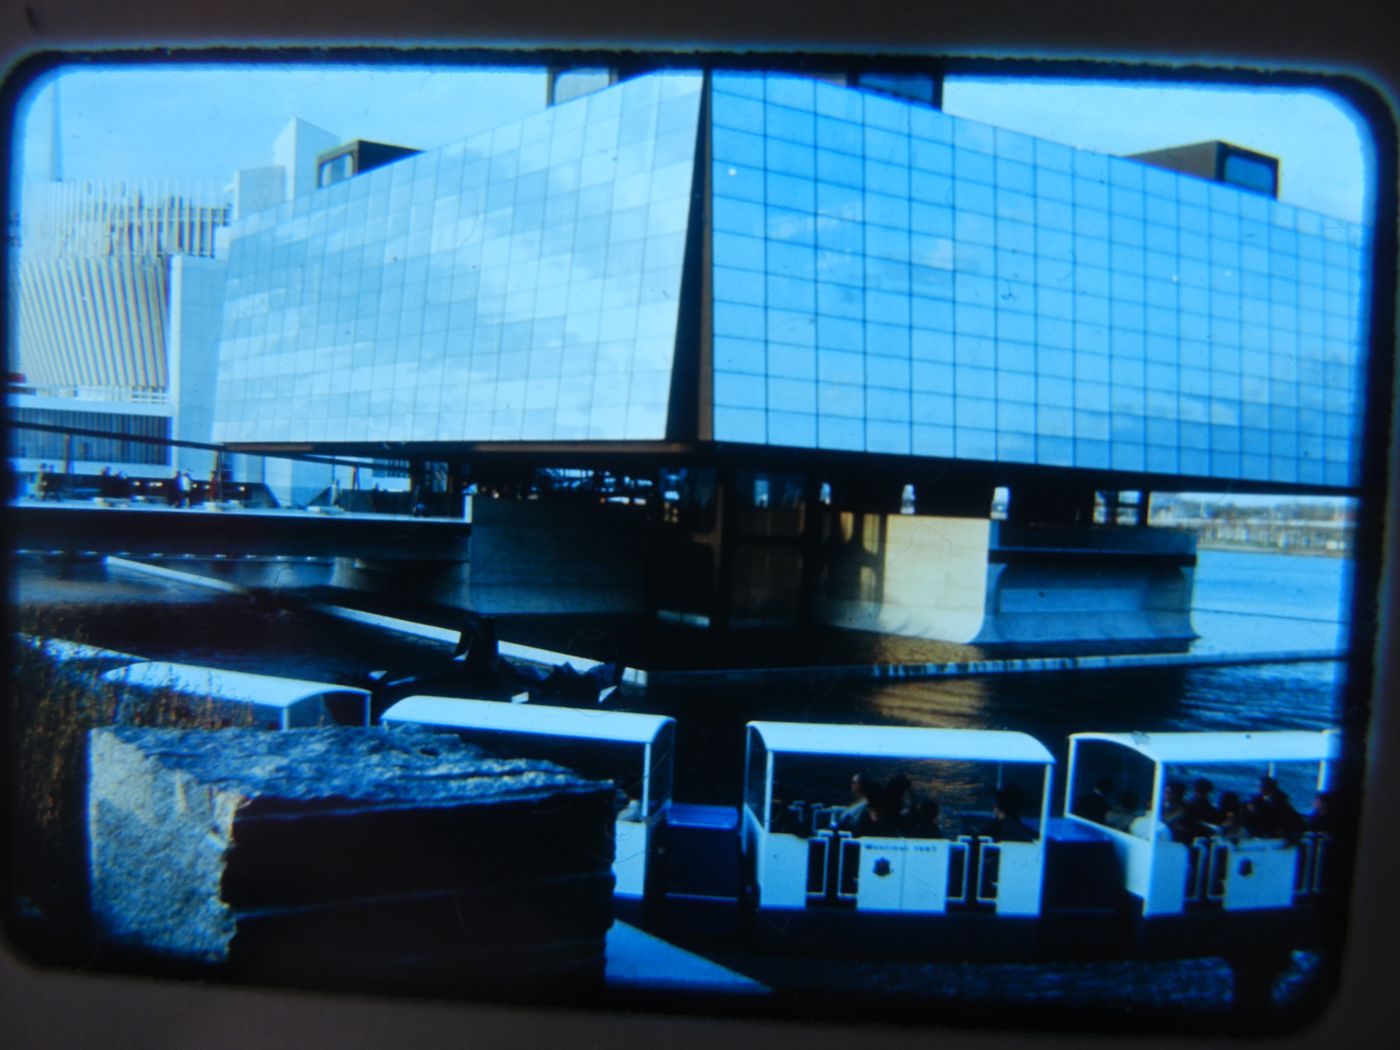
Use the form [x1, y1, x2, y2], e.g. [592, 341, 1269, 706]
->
[370, 704, 1341, 960]
[737, 721, 1057, 953]
[100, 661, 372, 730]
[1062, 729, 1341, 955]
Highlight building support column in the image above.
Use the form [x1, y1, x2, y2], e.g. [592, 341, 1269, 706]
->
[709, 467, 737, 635]
[797, 475, 824, 626]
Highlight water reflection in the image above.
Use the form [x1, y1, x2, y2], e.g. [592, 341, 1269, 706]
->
[11, 549, 1346, 811]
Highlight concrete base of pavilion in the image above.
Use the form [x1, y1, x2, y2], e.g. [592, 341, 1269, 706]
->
[344, 498, 1200, 655]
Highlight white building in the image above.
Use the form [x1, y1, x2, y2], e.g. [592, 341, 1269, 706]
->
[10, 178, 228, 486]
[8, 117, 367, 503]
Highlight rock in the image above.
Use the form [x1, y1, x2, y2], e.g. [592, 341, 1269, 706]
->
[88, 726, 616, 990]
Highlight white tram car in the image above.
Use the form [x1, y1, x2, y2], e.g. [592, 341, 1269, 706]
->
[100, 661, 372, 730]
[739, 722, 1056, 950]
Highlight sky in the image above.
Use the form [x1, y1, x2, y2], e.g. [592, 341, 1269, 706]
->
[7, 61, 1375, 227]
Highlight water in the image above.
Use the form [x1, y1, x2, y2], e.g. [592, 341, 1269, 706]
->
[8, 546, 1358, 1020]
[11, 548, 1349, 803]
[1191, 548, 1352, 655]
[13, 549, 1345, 745]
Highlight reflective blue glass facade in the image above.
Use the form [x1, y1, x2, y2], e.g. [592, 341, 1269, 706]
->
[216, 72, 702, 444]
[709, 72, 1368, 488]
[211, 69, 1368, 491]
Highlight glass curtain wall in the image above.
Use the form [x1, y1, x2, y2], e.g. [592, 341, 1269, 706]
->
[708, 71, 1367, 489]
[215, 72, 703, 446]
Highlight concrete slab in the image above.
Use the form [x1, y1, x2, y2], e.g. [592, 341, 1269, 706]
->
[88, 726, 615, 988]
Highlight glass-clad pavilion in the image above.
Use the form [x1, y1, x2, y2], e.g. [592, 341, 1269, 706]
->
[213, 70, 1368, 494]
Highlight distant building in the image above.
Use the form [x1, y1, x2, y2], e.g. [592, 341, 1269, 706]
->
[16, 179, 225, 393]
[10, 178, 228, 482]
[6, 118, 384, 497]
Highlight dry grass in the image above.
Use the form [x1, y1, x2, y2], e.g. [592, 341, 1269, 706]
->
[8, 608, 258, 947]
[11, 613, 256, 833]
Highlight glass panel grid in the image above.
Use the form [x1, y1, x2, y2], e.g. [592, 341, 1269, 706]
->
[216, 72, 704, 444]
[707, 71, 1367, 484]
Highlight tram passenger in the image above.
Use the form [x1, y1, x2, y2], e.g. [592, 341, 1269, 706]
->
[1217, 791, 1245, 839]
[1248, 776, 1304, 841]
[616, 782, 644, 822]
[1130, 781, 1195, 842]
[1105, 790, 1141, 832]
[1185, 777, 1221, 825]
[908, 798, 943, 838]
[1161, 780, 1201, 843]
[37, 464, 57, 501]
[876, 773, 913, 833]
[170, 469, 192, 508]
[835, 771, 875, 832]
[981, 787, 1035, 842]
[860, 773, 926, 835]
[1129, 806, 1167, 840]
[1307, 791, 1335, 834]
[1072, 776, 1114, 823]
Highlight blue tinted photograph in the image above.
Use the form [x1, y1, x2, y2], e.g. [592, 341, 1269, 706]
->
[4, 55, 1384, 1035]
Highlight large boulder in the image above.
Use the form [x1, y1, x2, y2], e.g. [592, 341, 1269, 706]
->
[88, 726, 615, 992]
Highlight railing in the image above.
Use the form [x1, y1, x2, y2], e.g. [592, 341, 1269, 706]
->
[1184, 837, 1230, 907]
[804, 829, 859, 907]
[1181, 831, 1331, 909]
[947, 838, 970, 905]
[946, 835, 999, 911]
[975, 840, 1001, 905]
[838, 837, 860, 901]
[1294, 831, 1331, 897]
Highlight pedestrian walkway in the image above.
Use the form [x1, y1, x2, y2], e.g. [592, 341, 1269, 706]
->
[605, 921, 768, 995]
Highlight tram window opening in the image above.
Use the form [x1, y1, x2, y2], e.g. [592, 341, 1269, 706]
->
[1164, 761, 1319, 838]
[763, 753, 1046, 840]
[1069, 741, 1156, 830]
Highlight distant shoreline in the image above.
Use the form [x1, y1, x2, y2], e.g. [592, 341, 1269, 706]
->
[1196, 541, 1351, 558]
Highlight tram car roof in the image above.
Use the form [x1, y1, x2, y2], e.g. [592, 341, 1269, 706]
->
[1070, 730, 1340, 765]
[748, 721, 1055, 764]
[22, 634, 143, 666]
[382, 694, 674, 745]
[100, 661, 371, 709]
